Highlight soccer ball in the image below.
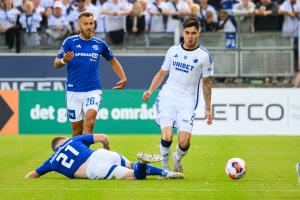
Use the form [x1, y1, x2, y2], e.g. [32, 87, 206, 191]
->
[225, 158, 246, 180]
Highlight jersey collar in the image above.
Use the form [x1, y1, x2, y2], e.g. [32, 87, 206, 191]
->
[181, 42, 199, 51]
[79, 34, 93, 41]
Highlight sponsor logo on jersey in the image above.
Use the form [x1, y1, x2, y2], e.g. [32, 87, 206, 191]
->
[74, 52, 99, 59]
[173, 61, 194, 73]
[174, 54, 178, 58]
[76, 44, 81, 48]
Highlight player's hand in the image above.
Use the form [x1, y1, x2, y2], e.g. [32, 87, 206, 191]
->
[142, 90, 152, 102]
[112, 79, 127, 89]
[61, 50, 74, 63]
[206, 110, 212, 125]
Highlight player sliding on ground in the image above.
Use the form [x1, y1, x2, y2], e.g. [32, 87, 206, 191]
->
[25, 134, 183, 180]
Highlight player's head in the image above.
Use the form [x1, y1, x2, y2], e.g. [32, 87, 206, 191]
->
[78, 11, 95, 39]
[51, 136, 69, 151]
[182, 16, 201, 49]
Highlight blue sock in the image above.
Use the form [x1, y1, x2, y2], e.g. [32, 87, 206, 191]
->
[133, 162, 164, 176]
[146, 164, 163, 176]
[133, 162, 147, 179]
[161, 139, 172, 147]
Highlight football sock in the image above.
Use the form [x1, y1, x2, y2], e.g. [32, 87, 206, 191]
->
[174, 143, 189, 162]
[146, 164, 164, 176]
[133, 162, 147, 179]
[160, 139, 172, 169]
[132, 162, 166, 176]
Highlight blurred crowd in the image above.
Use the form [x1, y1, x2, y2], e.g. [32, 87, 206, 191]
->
[0, 0, 300, 86]
[1, 0, 300, 48]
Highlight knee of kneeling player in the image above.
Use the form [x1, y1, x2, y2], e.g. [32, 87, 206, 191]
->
[179, 140, 190, 150]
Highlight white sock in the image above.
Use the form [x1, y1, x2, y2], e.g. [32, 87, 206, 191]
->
[174, 144, 188, 163]
[160, 144, 171, 169]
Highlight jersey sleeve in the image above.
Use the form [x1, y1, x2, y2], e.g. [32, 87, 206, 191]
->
[202, 53, 214, 77]
[76, 134, 95, 146]
[57, 38, 71, 59]
[35, 160, 52, 176]
[101, 42, 114, 61]
[161, 48, 172, 71]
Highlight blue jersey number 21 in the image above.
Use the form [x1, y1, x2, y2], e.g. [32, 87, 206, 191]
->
[56, 145, 79, 168]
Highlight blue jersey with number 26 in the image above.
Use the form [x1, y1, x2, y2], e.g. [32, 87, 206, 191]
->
[35, 135, 94, 178]
[57, 35, 114, 92]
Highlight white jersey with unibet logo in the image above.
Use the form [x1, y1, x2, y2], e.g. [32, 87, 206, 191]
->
[160, 44, 214, 101]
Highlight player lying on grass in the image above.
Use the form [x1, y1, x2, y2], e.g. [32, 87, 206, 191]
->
[25, 134, 184, 180]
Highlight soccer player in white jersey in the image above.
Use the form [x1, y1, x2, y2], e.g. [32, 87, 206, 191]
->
[54, 12, 127, 137]
[25, 134, 184, 180]
[143, 16, 214, 172]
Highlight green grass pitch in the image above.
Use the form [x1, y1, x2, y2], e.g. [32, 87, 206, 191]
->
[1, 135, 300, 199]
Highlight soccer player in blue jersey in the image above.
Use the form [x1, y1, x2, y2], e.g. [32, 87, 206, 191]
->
[54, 12, 127, 137]
[25, 134, 184, 180]
[143, 16, 214, 173]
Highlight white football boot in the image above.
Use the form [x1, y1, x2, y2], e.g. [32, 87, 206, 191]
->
[137, 152, 161, 164]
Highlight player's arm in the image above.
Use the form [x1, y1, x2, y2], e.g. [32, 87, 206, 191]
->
[25, 170, 41, 178]
[25, 160, 52, 179]
[54, 50, 74, 68]
[202, 76, 212, 125]
[142, 68, 169, 102]
[54, 38, 74, 68]
[93, 134, 110, 150]
[109, 57, 128, 89]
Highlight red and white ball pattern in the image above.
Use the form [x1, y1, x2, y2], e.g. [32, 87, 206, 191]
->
[225, 158, 247, 179]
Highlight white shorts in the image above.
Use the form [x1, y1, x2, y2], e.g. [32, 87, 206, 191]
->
[86, 149, 131, 180]
[66, 90, 102, 122]
[155, 94, 195, 133]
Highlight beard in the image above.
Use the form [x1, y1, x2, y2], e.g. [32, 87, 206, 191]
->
[80, 29, 94, 39]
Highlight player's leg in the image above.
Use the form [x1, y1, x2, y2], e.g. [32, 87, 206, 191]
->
[83, 90, 102, 134]
[155, 96, 176, 170]
[173, 109, 194, 172]
[160, 124, 173, 170]
[93, 148, 132, 169]
[86, 151, 153, 180]
[174, 131, 191, 172]
[71, 121, 83, 137]
[130, 162, 184, 179]
[66, 91, 84, 136]
[84, 109, 97, 133]
[103, 159, 161, 180]
[87, 151, 183, 180]
[111, 153, 162, 179]
[86, 149, 135, 180]
[135, 152, 184, 179]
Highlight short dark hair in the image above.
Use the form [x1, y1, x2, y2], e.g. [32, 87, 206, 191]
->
[51, 136, 68, 151]
[77, 11, 94, 20]
[183, 16, 200, 30]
